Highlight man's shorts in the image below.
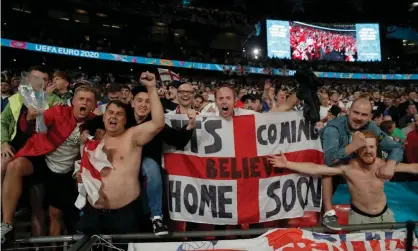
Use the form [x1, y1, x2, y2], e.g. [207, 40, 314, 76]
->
[348, 204, 395, 225]
[24, 156, 77, 212]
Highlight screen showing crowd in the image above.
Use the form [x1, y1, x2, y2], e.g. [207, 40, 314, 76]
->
[266, 20, 381, 62]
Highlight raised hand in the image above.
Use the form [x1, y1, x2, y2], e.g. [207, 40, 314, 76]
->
[351, 131, 366, 149]
[45, 82, 57, 95]
[268, 88, 275, 100]
[264, 80, 272, 90]
[268, 152, 288, 168]
[186, 109, 197, 130]
[139, 72, 156, 88]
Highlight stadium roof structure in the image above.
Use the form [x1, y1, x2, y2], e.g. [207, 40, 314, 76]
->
[2, 0, 417, 58]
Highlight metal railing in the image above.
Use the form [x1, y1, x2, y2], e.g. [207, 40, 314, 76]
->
[9, 222, 417, 251]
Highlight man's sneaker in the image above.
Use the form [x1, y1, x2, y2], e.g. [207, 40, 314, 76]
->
[322, 210, 342, 231]
[152, 216, 168, 236]
[1, 223, 14, 244]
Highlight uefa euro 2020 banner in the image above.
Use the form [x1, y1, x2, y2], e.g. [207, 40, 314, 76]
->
[163, 112, 323, 224]
[128, 228, 418, 251]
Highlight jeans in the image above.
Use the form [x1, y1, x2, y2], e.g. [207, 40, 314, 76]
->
[141, 157, 163, 218]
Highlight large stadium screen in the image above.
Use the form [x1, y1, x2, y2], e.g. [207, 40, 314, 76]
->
[266, 20, 381, 62]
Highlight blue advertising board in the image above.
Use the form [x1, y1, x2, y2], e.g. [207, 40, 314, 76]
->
[2, 38, 417, 80]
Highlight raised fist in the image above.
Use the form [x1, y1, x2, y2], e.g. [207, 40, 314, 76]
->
[139, 72, 156, 88]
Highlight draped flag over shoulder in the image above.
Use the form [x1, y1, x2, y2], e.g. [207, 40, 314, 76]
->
[162, 112, 324, 225]
[158, 68, 180, 82]
[74, 139, 110, 209]
[128, 228, 418, 251]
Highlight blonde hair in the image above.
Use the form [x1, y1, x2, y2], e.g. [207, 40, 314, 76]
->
[74, 85, 99, 101]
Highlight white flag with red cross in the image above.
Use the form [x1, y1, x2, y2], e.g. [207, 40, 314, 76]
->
[163, 111, 324, 225]
[158, 68, 180, 82]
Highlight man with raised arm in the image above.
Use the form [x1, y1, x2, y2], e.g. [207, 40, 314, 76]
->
[269, 131, 418, 226]
[77, 72, 165, 235]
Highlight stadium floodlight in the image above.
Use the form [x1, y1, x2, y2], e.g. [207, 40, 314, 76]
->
[254, 55, 259, 59]
[253, 48, 260, 55]
[409, 2, 418, 11]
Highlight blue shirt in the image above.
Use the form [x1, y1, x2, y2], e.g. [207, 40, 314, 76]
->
[1, 96, 9, 112]
[320, 116, 404, 167]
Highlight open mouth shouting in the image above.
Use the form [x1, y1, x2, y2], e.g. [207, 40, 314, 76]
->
[79, 106, 88, 116]
[220, 105, 231, 116]
[352, 120, 364, 128]
[109, 119, 118, 129]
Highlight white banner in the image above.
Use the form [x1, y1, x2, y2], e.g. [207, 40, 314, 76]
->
[128, 228, 418, 251]
[163, 112, 324, 224]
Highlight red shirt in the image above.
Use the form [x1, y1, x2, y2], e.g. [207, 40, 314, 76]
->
[405, 130, 418, 163]
[234, 100, 244, 108]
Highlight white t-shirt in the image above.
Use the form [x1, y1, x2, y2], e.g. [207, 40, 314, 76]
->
[46, 123, 82, 174]
[203, 108, 257, 117]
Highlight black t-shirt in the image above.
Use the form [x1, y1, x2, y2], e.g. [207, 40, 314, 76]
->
[372, 101, 385, 113]
[160, 98, 178, 113]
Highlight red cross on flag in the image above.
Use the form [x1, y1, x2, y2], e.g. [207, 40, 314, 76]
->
[163, 112, 324, 225]
[158, 68, 181, 82]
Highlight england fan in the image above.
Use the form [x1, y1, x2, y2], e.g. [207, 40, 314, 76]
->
[320, 98, 403, 230]
[1, 85, 96, 244]
[269, 131, 418, 226]
[76, 72, 165, 235]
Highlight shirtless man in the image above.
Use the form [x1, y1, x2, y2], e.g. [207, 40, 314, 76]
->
[207, 86, 298, 119]
[269, 130, 418, 225]
[77, 72, 164, 235]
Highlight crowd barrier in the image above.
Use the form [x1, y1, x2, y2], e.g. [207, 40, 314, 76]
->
[2, 38, 418, 80]
[10, 222, 417, 251]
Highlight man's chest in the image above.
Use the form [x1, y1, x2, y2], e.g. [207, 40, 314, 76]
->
[345, 167, 383, 189]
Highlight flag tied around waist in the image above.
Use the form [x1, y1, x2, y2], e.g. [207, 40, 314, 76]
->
[163, 112, 324, 225]
[74, 139, 111, 209]
[128, 228, 418, 251]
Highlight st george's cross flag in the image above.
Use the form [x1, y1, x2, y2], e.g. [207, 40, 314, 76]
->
[74, 139, 111, 209]
[158, 68, 180, 82]
[163, 111, 324, 225]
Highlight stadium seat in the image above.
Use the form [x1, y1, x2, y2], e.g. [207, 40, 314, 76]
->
[287, 211, 319, 228]
[173, 221, 187, 233]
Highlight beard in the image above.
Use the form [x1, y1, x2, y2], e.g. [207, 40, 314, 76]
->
[360, 155, 376, 165]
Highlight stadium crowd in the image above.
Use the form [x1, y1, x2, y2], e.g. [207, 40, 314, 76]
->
[290, 23, 357, 61]
[1, 65, 418, 247]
